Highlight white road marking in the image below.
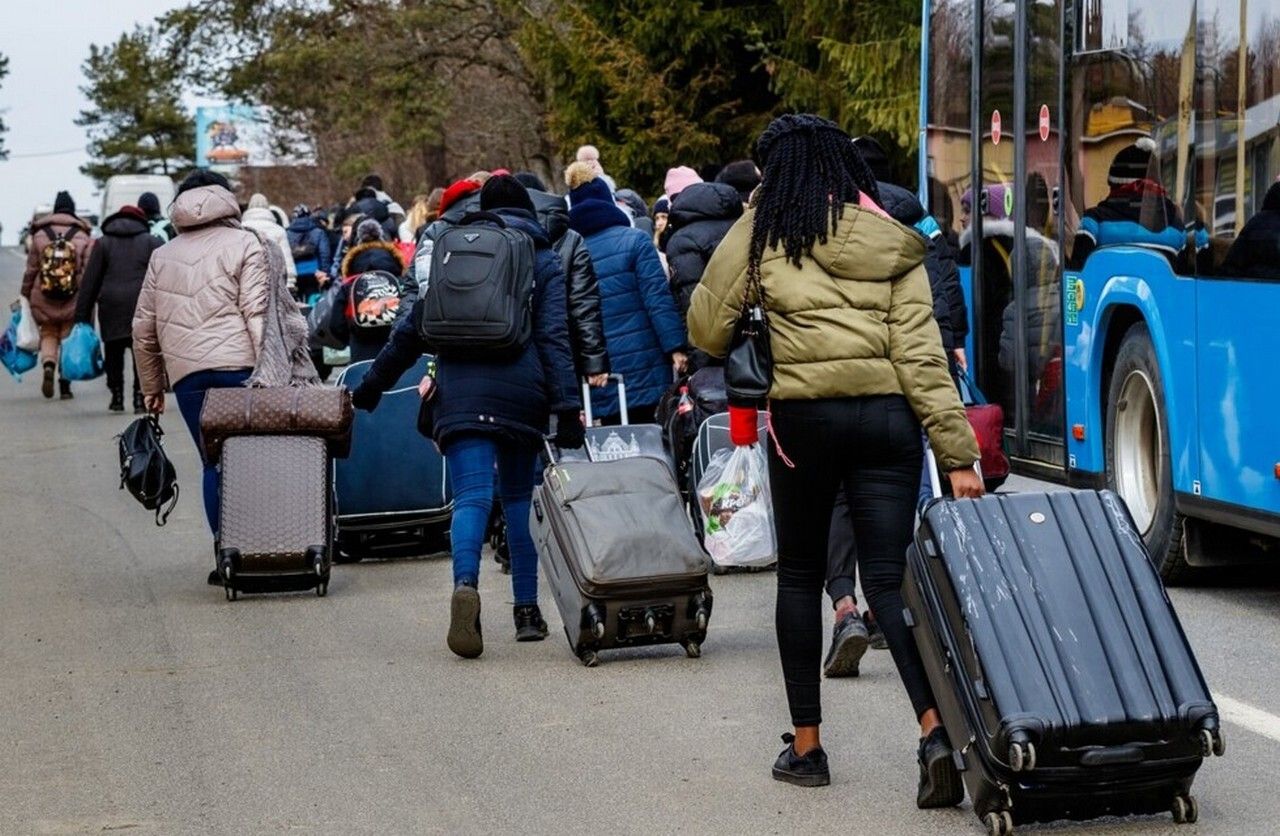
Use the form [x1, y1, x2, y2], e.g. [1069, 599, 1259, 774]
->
[1215, 694, 1280, 744]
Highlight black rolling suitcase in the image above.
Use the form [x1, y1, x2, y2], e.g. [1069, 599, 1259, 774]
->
[903, 455, 1224, 835]
[531, 441, 713, 667]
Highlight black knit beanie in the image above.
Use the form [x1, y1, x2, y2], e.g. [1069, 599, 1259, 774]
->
[53, 191, 76, 215]
[480, 174, 536, 214]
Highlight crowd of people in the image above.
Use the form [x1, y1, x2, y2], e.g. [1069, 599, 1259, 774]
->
[18, 116, 988, 810]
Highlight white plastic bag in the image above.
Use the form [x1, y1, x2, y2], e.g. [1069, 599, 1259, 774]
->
[696, 444, 776, 568]
[15, 298, 39, 353]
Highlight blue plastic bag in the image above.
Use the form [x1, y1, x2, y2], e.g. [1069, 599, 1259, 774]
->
[59, 323, 105, 382]
[1, 309, 38, 380]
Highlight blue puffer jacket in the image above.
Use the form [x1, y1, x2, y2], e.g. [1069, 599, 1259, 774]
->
[356, 208, 580, 450]
[286, 215, 332, 275]
[573, 200, 687, 417]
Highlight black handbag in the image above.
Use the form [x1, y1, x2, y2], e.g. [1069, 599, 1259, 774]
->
[117, 415, 179, 526]
[724, 265, 773, 405]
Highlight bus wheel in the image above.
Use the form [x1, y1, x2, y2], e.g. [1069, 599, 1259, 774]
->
[1105, 323, 1190, 583]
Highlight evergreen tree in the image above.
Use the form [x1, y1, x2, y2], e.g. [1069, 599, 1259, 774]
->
[76, 27, 194, 186]
[0, 53, 9, 160]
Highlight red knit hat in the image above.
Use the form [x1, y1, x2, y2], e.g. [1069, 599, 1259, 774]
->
[439, 179, 481, 214]
[118, 205, 146, 220]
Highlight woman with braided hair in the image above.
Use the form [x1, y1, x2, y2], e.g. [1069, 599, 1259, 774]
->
[688, 114, 983, 799]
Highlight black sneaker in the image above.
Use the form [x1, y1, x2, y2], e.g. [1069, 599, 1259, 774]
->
[772, 733, 831, 787]
[207, 570, 222, 586]
[59, 379, 73, 400]
[513, 604, 549, 641]
[447, 583, 484, 659]
[865, 611, 888, 650]
[109, 389, 125, 413]
[917, 726, 965, 808]
[823, 610, 870, 678]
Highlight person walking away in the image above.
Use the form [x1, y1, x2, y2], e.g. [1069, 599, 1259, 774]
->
[687, 114, 983, 801]
[664, 181, 744, 316]
[664, 166, 703, 204]
[515, 171, 610, 388]
[139, 191, 176, 242]
[615, 189, 655, 238]
[132, 170, 272, 580]
[821, 136, 972, 677]
[401, 177, 485, 310]
[340, 219, 406, 278]
[21, 191, 93, 400]
[287, 204, 332, 300]
[567, 163, 688, 423]
[349, 175, 581, 658]
[74, 205, 161, 413]
[242, 194, 297, 291]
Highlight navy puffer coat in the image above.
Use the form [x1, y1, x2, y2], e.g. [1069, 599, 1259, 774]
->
[356, 208, 580, 450]
[571, 199, 687, 417]
[664, 182, 742, 316]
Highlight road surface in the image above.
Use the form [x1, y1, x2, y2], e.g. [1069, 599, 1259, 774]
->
[1, 247, 1276, 835]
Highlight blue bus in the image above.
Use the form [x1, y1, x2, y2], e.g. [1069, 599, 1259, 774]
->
[920, 0, 1280, 580]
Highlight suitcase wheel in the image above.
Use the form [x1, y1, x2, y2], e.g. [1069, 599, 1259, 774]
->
[1201, 727, 1226, 758]
[224, 584, 238, 602]
[578, 649, 600, 668]
[683, 640, 701, 659]
[316, 581, 328, 598]
[1008, 740, 1036, 772]
[1171, 794, 1198, 824]
[592, 620, 606, 640]
[695, 609, 709, 632]
[985, 811, 1014, 836]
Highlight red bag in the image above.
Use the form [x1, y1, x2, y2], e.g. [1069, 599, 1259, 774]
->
[958, 370, 1010, 491]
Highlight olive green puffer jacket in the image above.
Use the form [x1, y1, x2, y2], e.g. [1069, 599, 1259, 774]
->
[687, 202, 980, 471]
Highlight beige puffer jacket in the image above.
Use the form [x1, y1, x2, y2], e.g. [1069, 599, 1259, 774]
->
[132, 186, 269, 396]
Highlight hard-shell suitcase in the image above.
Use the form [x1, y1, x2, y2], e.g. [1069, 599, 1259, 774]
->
[216, 435, 333, 599]
[333, 358, 451, 560]
[903, 470, 1223, 834]
[530, 449, 713, 667]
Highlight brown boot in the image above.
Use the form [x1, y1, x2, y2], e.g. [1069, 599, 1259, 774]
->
[41, 363, 55, 399]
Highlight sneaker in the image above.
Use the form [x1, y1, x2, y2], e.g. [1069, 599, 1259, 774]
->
[823, 610, 870, 678]
[513, 604, 549, 642]
[109, 389, 125, 413]
[133, 390, 146, 415]
[865, 611, 888, 650]
[916, 726, 965, 808]
[771, 733, 831, 787]
[41, 363, 55, 399]
[59, 379, 73, 400]
[447, 582, 484, 659]
[207, 570, 222, 586]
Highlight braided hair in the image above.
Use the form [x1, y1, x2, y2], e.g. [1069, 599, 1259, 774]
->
[749, 114, 882, 273]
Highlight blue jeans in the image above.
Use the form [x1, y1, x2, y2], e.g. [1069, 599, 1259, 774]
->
[444, 435, 540, 605]
[173, 368, 253, 535]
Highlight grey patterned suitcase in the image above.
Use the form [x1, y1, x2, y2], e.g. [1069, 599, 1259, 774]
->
[531, 453, 712, 666]
[216, 435, 333, 599]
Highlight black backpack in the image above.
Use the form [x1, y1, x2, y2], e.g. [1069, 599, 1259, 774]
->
[417, 213, 535, 357]
[291, 239, 318, 262]
[118, 416, 179, 526]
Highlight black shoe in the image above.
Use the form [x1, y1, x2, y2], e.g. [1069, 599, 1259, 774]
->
[448, 582, 484, 659]
[133, 390, 146, 415]
[917, 726, 965, 808]
[207, 570, 222, 586]
[41, 363, 55, 399]
[823, 610, 870, 678]
[109, 388, 125, 413]
[513, 604, 549, 641]
[771, 733, 831, 787]
[865, 611, 888, 650]
[59, 379, 73, 400]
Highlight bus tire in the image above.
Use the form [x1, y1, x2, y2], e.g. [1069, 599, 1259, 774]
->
[1104, 323, 1191, 583]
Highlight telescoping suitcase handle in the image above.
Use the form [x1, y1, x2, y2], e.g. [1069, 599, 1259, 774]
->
[924, 444, 983, 500]
[581, 373, 628, 426]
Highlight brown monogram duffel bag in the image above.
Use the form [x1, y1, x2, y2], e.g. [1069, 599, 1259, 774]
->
[199, 386, 353, 462]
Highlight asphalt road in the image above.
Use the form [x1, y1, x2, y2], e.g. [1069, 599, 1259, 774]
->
[1, 246, 1277, 835]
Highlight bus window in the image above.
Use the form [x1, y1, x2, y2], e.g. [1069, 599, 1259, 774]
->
[925, 0, 974, 242]
[1066, 0, 1197, 274]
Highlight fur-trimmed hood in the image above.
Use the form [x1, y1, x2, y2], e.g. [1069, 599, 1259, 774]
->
[341, 239, 407, 278]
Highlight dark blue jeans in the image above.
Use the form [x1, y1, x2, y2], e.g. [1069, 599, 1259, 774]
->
[173, 368, 253, 536]
[444, 434, 540, 604]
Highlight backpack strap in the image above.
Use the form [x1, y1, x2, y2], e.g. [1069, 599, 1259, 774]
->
[458, 210, 507, 228]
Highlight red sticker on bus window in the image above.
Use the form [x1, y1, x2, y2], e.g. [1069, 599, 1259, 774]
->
[1039, 104, 1051, 141]
[991, 110, 1002, 145]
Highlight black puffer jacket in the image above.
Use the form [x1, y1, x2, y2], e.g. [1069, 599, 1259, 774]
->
[877, 181, 968, 352]
[74, 211, 162, 341]
[664, 183, 743, 316]
[531, 189, 610, 377]
[352, 195, 398, 240]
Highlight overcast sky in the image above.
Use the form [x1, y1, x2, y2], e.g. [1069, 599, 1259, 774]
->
[0, 0, 188, 245]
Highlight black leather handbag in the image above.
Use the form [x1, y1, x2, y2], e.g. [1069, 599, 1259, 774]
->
[117, 415, 179, 526]
[724, 265, 773, 406]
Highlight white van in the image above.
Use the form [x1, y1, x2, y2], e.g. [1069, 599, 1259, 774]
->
[101, 174, 177, 219]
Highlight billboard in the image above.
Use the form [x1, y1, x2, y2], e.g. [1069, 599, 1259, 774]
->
[195, 105, 269, 170]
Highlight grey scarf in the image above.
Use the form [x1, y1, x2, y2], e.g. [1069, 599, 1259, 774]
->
[245, 229, 321, 388]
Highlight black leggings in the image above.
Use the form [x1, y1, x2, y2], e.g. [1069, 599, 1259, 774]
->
[104, 337, 140, 395]
[768, 395, 935, 727]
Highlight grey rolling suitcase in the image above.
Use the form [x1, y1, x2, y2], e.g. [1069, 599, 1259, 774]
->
[216, 435, 333, 600]
[531, 449, 713, 666]
[558, 374, 676, 477]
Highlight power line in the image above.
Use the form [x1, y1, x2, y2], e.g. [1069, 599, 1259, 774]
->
[2, 147, 84, 160]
